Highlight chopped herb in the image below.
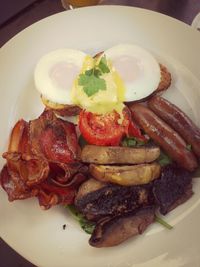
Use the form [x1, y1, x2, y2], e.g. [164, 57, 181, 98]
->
[123, 138, 137, 147]
[155, 215, 173, 230]
[157, 151, 172, 166]
[78, 55, 110, 97]
[98, 55, 110, 73]
[186, 144, 192, 151]
[93, 68, 102, 77]
[66, 205, 95, 235]
[78, 72, 106, 97]
[121, 137, 146, 147]
[79, 220, 95, 235]
[85, 69, 93, 76]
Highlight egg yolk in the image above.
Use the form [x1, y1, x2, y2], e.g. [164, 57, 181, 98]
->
[71, 55, 126, 116]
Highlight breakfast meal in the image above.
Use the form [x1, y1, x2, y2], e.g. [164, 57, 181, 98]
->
[0, 43, 199, 247]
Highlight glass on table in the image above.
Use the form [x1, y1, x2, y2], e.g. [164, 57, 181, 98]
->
[61, 0, 101, 9]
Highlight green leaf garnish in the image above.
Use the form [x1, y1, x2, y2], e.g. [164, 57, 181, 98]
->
[98, 55, 110, 73]
[78, 55, 111, 97]
[123, 138, 137, 147]
[66, 205, 95, 235]
[79, 220, 95, 235]
[93, 68, 102, 77]
[155, 215, 173, 230]
[85, 69, 93, 76]
[121, 137, 146, 147]
[157, 150, 172, 166]
[78, 73, 106, 97]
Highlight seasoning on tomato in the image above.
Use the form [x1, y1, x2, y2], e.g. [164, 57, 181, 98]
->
[79, 110, 125, 146]
[78, 109, 145, 146]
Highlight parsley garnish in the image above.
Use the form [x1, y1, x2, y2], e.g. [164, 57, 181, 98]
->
[157, 150, 172, 166]
[85, 69, 93, 76]
[78, 55, 110, 97]
[79, 73, 106, 97]
[98, 55, 110, 73]
[121, 137, 146, 147]
[66, 205, 95, 234]
[155, 215, 173, 230]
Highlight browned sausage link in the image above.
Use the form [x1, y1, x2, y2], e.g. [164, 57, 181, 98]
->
[130, 104, 198, 172]
[148, 96, 200, 158]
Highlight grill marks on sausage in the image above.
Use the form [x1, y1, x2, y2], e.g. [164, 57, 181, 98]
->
[148, 96, 200, 158]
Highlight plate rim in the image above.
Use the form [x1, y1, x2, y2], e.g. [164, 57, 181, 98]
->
[0, 5, 200, 267]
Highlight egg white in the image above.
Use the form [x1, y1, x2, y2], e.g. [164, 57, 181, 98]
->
[104, 44, 161, 102]
[34, 49, 86, 105]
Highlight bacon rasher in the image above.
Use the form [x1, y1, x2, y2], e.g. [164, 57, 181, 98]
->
[0, 110, 87, 209]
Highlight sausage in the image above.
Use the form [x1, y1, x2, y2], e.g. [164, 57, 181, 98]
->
[148, 96, 200, 158]
[129, 103, 198, 172]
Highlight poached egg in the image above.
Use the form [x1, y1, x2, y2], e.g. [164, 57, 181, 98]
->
[34, 44, 161, 115]
[34, 48, 86, 105]
[104, 44, 161, 102]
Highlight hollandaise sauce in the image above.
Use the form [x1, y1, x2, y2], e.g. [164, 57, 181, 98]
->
[71, 54, 126, 118]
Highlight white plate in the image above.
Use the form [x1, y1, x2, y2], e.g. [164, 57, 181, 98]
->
[0, 6, 200, 267]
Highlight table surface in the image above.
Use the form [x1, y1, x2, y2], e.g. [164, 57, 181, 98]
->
[0, 0, 200, 266]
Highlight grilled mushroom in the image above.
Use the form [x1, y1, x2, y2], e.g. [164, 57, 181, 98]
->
[89, 206, 155, 247]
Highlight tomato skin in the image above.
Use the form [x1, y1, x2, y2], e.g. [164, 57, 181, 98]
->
[79, 110, 125, 146]
[79, 108, 146, 146]
[123, 108, 146, 141]
[127, 117, 146, 141]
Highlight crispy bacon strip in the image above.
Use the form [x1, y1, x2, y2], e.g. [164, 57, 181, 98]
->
[35, 162, 87, 209]
[0, 109, 86, 209]
[37, 180, 76, 209]
[48, 162, 88, 186]
[0, 165, 38, 201]
[3, 152, 49, 186]
[8, 119, 29, 153]
[30, 110, 79, 163]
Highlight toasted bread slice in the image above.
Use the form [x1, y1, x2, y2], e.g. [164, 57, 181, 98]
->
[41, 95, 81, 117]
[156, 64, 171, 93]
